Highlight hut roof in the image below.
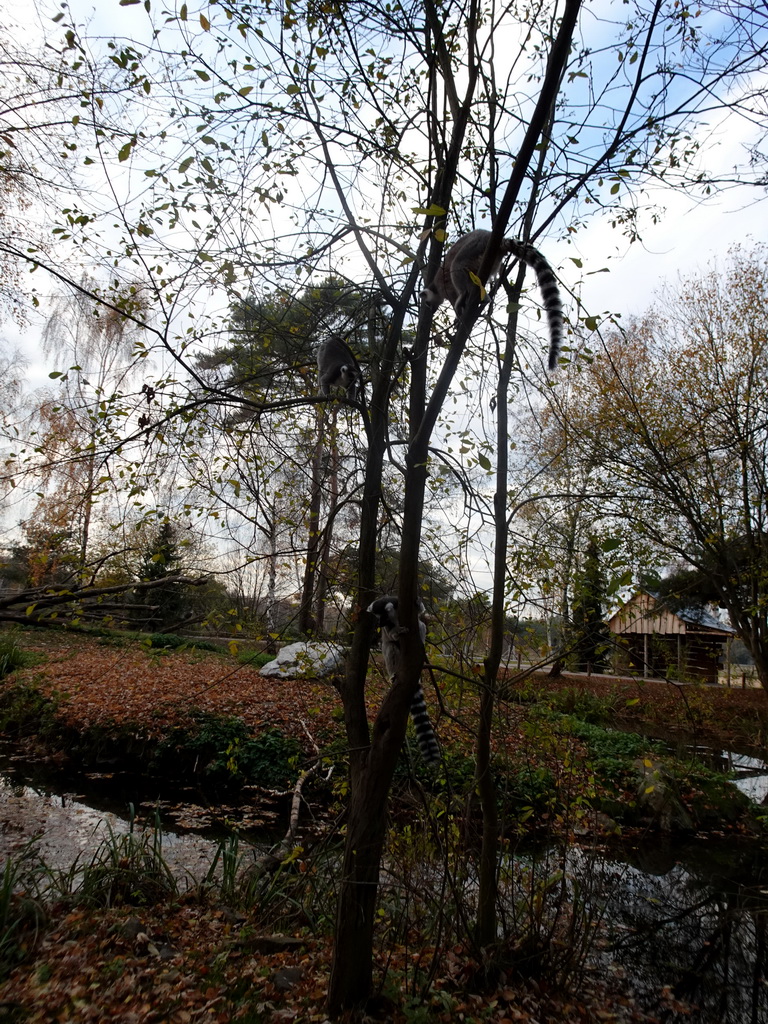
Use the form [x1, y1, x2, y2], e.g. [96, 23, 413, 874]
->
[607, 590, 735, 638]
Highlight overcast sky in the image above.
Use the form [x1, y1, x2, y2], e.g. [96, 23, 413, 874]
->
[4, 0, 766, 381]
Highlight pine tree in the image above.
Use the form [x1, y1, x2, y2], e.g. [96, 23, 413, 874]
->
[135, 523, 186, 631]
[569, 537, 611, 674]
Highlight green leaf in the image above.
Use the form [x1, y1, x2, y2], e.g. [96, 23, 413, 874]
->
[286, 84, 300, 95]
[238, 85, 253, 97]
[117, 141, 133, 162]
[584, 315, 599, 331]
[413, 204, 447, 216]
[178, 156, 194, 174]
[569, 257, 583, 267]
[195, 69, 211, 81]
[468, 270, 486, 300]
[179, 3, 187, 19]
[478, 454, 492, 471]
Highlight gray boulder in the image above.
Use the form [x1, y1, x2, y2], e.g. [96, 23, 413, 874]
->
[259, 641, 346, 679]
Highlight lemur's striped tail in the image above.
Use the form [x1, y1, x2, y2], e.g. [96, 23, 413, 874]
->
[505, 239, 564, 370]
[367, 594, 440, 763]
[410, 685, 440, 762]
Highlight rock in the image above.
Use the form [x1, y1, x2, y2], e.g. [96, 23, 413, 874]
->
[272, 965, 305, 991]
[119, 917, 145, 941]
[259, 641, 346, 679]
[634, 759, 694, 831]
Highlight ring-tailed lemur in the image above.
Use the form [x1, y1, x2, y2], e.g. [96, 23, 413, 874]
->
[366, 595, 440, 763]
[421, 228, 563, 371]
[316, 337, 361, 400]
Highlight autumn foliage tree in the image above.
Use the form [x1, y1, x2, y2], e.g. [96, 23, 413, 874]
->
[544, 245, 768, 687]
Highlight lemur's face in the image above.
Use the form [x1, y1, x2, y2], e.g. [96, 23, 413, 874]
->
[421, 284, 442, 310]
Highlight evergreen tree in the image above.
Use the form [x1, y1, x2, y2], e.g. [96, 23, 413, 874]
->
[135, 522, 186, 631]
[569, 537, 611, 673]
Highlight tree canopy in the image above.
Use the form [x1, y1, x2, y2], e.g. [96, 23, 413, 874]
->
[540, 244, 768, 683]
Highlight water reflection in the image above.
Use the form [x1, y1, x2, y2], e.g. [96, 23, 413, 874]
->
[0, 772, 221, 877]
[2, 740, 767, 1021]
[727, 751, 768, 803]
[528, 839, 768, 1024]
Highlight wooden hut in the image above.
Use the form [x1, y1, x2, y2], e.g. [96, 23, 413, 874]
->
[607, 590, 734, 685]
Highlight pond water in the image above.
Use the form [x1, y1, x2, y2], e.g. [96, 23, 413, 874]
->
[552, 836, 768, 1023]
[726, 750, 768, 803]
[0, 739, 279, 878]
[0, 759, 220, 879]
[1, 739, 767, 1023]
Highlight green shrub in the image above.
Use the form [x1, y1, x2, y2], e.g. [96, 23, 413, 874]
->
[75, 818, 177, 908]
[146, 633, 221, 652]
[225, 727, 301, 787]
[0, 682, 62, 739]
[503, 764, 558, 812]
[567, 718, 658, 760]
[152, 712, 300, 788]
[0, 635, 35, 680]
[547, 687, 623, 722]
[238, 649, 277, 668]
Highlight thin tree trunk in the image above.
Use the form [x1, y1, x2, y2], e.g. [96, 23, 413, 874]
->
[265, 515, 278, 650]
[299, 410, 325, 634]
[327, 360, 392, 1014]
[475, 279, 521, 948]
[314, 407, 340, 632]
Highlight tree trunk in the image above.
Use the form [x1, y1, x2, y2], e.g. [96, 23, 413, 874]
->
[327, 321, 400, 1015]
[475, 274, 522, 948]
[314, 407, 340, 633]
[299, 410, 325, 635]
[328, 1, 583, 1007]
[327, 676, 416, 1011]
